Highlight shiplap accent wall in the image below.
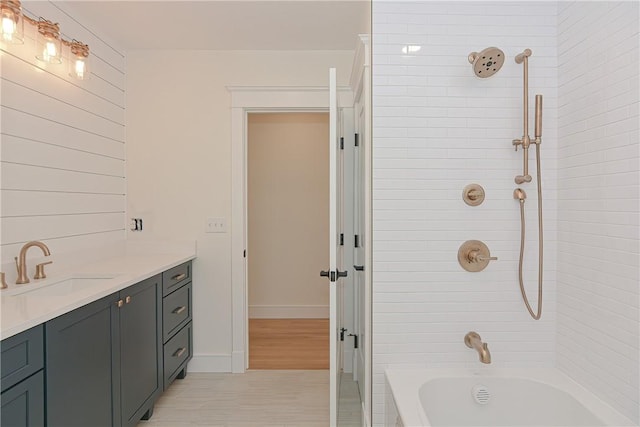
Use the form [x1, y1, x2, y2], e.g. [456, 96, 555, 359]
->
[557, 2, 639, 423]
[371, 2, 558, 423]
[1, 1, 125, 272]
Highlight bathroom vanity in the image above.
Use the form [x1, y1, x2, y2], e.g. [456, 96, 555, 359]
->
[0, 255, 194, 427]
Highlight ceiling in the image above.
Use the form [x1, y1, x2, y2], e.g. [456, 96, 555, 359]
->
[58, 1, 370, 51]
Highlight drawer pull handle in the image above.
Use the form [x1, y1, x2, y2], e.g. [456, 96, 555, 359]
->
[171, 273, 187, 282]
[173, 347, 186, 358]
[172, 306, 187, 315]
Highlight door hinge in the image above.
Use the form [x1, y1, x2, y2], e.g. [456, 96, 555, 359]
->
[243, 250, 246, 258]
[354, 234, 360, 248]
[348, 333, 359, 349]
[340, 233, 344, 246]
[340, 137, 344, 150]
[340, 328, 347, 341]
[354, 133, 359, 147]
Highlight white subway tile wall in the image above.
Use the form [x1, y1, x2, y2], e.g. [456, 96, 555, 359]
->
[557, 2, 639, 423]
[372, 2, 558, 423]
[1, 2, 126, 265]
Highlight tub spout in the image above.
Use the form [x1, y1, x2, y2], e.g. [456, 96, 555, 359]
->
[464, 331, 491, 364]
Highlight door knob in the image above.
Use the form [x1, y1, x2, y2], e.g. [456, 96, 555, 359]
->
[320, 270, 347, 282]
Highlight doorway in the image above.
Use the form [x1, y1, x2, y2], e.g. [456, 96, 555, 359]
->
[247, 112, 330, 370]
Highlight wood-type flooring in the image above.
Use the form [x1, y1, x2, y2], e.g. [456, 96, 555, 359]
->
[249, 318, 329, 370]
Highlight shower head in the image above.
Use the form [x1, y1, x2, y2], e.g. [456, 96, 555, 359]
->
[468, 47, 505, 78]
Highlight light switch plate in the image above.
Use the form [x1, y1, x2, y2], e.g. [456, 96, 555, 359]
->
[206, 217, 227, 233]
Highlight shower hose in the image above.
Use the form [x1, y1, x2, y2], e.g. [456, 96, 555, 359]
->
[518, 143, 543, 320]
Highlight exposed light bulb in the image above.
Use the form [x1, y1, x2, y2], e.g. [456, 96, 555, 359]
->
[1, 16, 16, 41]
[74, 58, 85, 79]
[41, 40, 56, 61]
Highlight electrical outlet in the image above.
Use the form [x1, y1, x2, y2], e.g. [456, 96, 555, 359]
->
[131, 218, 143, 231]
[206, 217, 227, 233]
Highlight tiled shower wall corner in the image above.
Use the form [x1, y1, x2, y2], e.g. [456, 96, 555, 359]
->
[556, 2, 639, 423]
[372, 1, 558, 423]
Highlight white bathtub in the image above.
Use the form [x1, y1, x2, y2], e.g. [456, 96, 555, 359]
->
[385, 368, 635, 427]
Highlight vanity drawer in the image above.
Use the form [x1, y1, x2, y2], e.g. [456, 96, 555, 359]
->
[1, 325, 44, 392]
[163, 283, 192, 342]
[163, 322, 192, 387]
[162, 262, 191, 296]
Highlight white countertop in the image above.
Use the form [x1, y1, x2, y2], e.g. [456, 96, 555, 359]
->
[1, 247, 196, 340]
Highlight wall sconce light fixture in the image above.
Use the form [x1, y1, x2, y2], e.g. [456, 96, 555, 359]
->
[69, 39, 89, 80]
[1, 0, 23, 44]
[35, 18, 62, 64]
[1, 0, 90, 80]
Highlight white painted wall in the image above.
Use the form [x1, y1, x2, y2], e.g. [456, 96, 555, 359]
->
[125, 50, 355, 371]
[247, 113, 329, 319]
[556, 2, 639, 423]
[1, 1, 125, 279]
[371, 1, 559, 423]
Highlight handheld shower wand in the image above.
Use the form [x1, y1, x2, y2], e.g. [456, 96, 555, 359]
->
[513, 49, 544, 320]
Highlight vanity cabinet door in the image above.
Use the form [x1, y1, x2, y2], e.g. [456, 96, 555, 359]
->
[45, 293, 120, 427]
[119, 274, 162, 427]
[1, 326, 44, 393]
[0, 370, 44, 427]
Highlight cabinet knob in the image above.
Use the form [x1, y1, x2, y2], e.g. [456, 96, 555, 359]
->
[125, 295, 132, 304]
[116, 299, 124, 308]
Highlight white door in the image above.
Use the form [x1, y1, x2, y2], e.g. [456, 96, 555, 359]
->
[324, 67, 346, 427]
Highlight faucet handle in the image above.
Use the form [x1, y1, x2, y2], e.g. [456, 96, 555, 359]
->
[34, 261, 53, 280]
[0, 272, 7, 289]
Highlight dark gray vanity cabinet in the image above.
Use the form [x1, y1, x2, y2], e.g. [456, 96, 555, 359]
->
[119, 275, 162, 427]
[46, 293, 120, 427]
[161, 262, 193, 389]
[46, 275, 162, 427]
[1, 325, 45, 427]
[1, 261, 192, 427]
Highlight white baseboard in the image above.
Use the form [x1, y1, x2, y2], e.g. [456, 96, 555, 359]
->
[188, 354, 232, 372]
[231, 350, 245, 373]
[249, 304, 329, 318]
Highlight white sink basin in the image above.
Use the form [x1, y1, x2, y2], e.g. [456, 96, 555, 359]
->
[8, 275, 120, 297]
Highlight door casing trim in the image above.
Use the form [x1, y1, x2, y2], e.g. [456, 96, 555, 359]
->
[228, 85, 353, 372]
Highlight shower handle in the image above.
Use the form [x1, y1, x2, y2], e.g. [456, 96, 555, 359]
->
[458, 240, 497, 272]
[469, 250, 498, 263]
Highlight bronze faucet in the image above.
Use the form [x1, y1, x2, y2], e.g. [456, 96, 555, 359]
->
[15, 241, 51, 284]
[465, 331, 491, 364]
